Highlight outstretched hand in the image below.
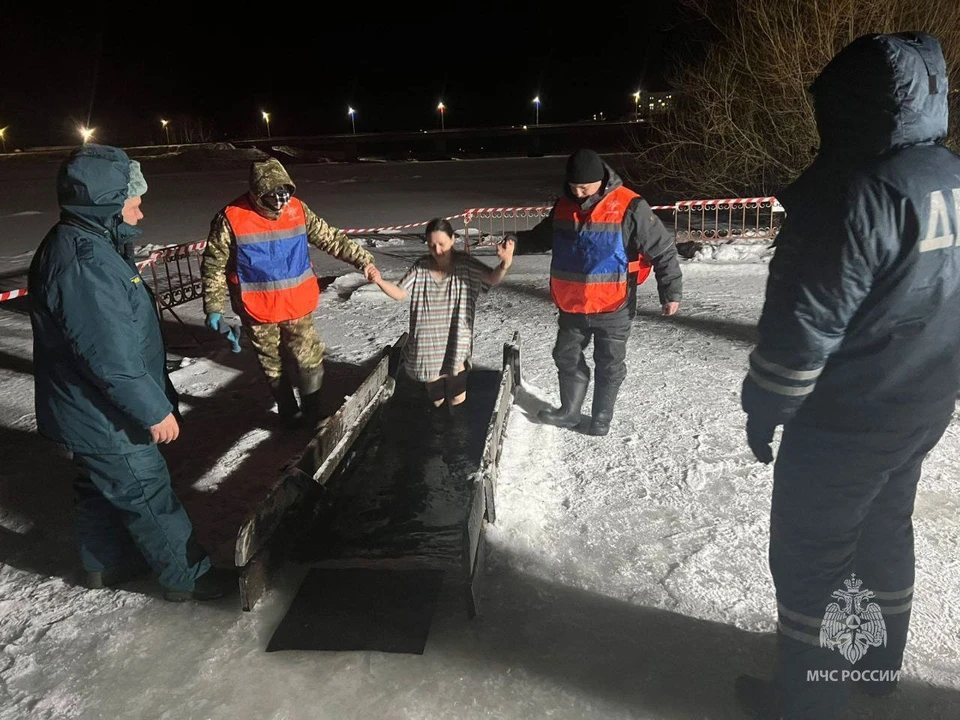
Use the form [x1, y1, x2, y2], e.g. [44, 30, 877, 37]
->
[497, 238, 516, 266]
[365, 264, 382, 283]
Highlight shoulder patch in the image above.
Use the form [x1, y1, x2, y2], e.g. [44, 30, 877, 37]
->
[131, 276, 142, 284]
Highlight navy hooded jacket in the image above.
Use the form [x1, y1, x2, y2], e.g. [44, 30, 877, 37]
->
[28, 145, 176, 453]
[742, 32, 960, 431]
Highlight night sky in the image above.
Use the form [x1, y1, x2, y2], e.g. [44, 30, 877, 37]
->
[1, 3, 695, 149]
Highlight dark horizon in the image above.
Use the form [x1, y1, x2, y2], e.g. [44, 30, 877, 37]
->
[0, 3, 703, 150]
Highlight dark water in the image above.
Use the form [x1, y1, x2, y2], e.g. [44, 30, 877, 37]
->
[290, 368, 500, 566]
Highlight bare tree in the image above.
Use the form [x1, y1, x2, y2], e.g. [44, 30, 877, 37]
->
[634, 0, 960, 197]
[171, 115, 216, 144]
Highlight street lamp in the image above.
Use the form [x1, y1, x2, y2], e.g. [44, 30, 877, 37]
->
[348, 106, 356, 134]
[261, 111, 271, 138]
[161, 119, 171, 144]
[437, 101, 446, 131]
[0, 126, 7, 153]
[79, 127, 95, 144]
[533, 96, 540, 125]
[633, 91, 641, 121]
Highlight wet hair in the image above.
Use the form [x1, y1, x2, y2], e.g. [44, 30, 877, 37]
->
[424, 217, 454, 240]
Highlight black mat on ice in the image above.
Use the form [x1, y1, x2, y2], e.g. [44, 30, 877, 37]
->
[266, 567, 446, 653]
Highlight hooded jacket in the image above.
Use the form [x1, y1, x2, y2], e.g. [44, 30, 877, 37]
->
[201, 158, 374, 320]
[742, 32, 960, 431]
[515, 159, 682, 316]
[28, 144, 176, 453]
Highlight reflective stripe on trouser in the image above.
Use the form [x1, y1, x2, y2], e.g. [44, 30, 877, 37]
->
[553, 309, 631, 387]
[769, 416, 950, 719]
[244, 314, 324, 382]
[72, 445, 211, 592]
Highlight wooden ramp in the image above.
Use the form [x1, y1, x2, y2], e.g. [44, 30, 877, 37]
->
[236, 331, 521, 616]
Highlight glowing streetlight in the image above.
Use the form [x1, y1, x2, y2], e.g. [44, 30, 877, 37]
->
[160, 118, 171, 144]
[261, 111, 271, 138]
[79, 127, 95, 144]
[348, 106, 356, 134]
[533, 96, 540, 125]
[437, 101, 445, 131]
[633, 90, 641, 121]
[0, 126, 7, 153]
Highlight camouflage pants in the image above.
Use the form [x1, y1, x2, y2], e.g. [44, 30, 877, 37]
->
[244, 314, 324, 383]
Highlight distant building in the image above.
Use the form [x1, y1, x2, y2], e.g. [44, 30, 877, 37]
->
[641, 91, 674, 116]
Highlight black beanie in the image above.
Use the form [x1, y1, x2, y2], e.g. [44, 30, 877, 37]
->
[565, 149, 604, 184]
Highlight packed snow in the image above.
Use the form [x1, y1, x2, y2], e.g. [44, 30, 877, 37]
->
[0, 148, 957, 719]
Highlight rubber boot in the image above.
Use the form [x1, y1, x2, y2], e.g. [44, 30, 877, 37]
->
[267, 375, 302, 428]
[588, 382, 620, 436]
[538, 375, 588, 428]
[299, 365, 326, 426]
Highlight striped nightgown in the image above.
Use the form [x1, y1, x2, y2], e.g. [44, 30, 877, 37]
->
[399, 252, 490, 381]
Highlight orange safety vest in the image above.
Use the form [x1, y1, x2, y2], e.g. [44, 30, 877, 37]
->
[224, 196, 320, 323]
[550, 186, 652, 314]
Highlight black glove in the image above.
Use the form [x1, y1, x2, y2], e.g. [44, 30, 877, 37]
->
[746, 415, 776, 464]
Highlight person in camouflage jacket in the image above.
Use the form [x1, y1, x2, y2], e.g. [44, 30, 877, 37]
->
[201, 158, 377, 426]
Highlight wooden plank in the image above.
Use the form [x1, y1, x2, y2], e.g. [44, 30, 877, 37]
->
[462, 469, 487, 579]
[238, 532, 287, 612]
[234, 474, 310, 569]
[295, 358, 389, 484]
[480, 337, 521, 524]
[466, 523, 487, 619]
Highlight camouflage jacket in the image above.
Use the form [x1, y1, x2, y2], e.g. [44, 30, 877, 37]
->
[201, 158, 374, 315]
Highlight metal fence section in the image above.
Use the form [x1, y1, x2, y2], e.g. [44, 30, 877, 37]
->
[461, 206, 552, 251]
[139, 241, 208, 324]
[673, 197, 784, 243]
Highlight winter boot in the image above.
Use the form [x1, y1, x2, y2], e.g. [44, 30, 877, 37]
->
[538, 375, 588, 429]
[588, 382, 621, 436]
[734, 675, 783, 720]
[267, 375, 302, 428]
[83, 557, 152, 589]
[299, 365, 327, 426]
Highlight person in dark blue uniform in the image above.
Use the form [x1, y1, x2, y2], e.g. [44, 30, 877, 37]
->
[737, 33, 960, 719]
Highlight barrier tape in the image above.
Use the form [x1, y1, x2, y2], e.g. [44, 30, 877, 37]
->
[0, 288, 28, 302]
[1, 196, 782, 302]
[342, 213, 465, 235]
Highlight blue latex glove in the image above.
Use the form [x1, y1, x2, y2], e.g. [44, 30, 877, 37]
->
[206, 312, 241, 353]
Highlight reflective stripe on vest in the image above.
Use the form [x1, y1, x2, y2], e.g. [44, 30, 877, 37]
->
[224, 196, 319, 323]
[550, 186, 653, 314]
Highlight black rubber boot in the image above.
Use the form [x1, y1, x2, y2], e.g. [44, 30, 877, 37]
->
[588, 382, 620, 436]
[538, 376, 588, 428]
[299, 365, 327, 426]
[267, 375, 302, 428]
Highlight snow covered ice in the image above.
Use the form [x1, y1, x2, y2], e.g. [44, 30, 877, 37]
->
[1, 148, 958, 719]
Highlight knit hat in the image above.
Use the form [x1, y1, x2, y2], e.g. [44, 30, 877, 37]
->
[126, 160, 148, 198]
[565, 149, 604, 184]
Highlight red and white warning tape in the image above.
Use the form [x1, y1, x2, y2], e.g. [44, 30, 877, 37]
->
[342, 213, 465, 235]
[0, 288, 28, 302]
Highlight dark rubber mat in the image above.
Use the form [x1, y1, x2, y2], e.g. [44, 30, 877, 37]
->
[266, 567, 446, 654]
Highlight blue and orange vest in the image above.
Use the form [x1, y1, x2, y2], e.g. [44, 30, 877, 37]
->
[550, 186, 653, 314]
[224, 196, 319, 323]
